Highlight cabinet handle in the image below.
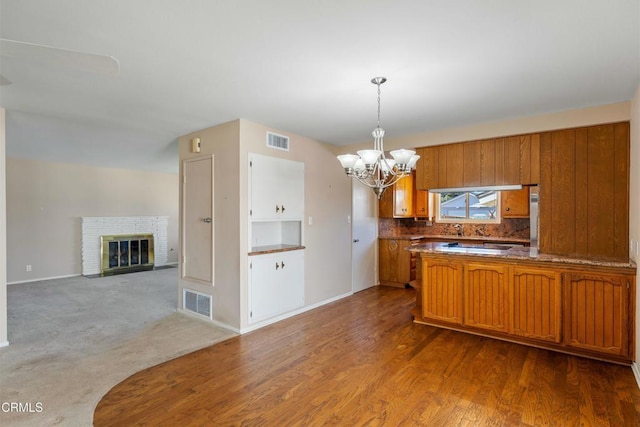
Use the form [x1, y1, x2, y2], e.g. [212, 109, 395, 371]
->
[276, 205, 280, 213]
[203, 217, 212, 223]
[275, 262, 280, 270]
[505, 207, 510, 211]
[281, 205, 285, 213]
[281, 261, 285, 269]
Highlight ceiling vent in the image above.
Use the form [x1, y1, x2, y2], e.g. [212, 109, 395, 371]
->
[183, 289, 212, 319]
[266, 132, 290, 151]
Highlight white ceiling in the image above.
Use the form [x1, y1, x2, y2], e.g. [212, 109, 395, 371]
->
[1, 0, 638, 173]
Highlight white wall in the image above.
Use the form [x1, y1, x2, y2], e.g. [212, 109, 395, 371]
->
[6, 158, 179, 283]
[0, 108, 7, 346]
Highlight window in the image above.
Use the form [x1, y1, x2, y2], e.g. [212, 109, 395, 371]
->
[436, 190, 500, 223]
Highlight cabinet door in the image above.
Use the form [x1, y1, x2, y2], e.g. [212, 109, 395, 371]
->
[279, 250, 305, 313]
[501, 187, 530, 218]
[279, 159, 305, 219]
[249, 154, 304, 221]
[414, 190, 430, 218]
[422, 258, 463, 325]
[379, 239, 411, 285]
[463, 263, 508, 333]
[511, 267, 562, 343]
[393, 173, 413, 217]
[564, 272, 630, 356]
[250, 154, 282, 220]
[418, 146, 440, 190]
[249, 250, 305, 323]
[249, 253, 280, 322]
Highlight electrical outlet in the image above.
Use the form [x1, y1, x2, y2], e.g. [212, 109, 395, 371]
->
[26, 265, 32, 272]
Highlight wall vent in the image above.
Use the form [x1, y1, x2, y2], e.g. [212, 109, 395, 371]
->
[266, 132, 290, 151]
[183, 289, 212, 319]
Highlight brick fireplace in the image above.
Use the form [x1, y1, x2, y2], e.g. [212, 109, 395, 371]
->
[81, 216, 168, 276]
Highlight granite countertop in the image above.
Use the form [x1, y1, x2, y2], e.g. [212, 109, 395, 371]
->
[249, 244, 305, 256]
[407, 242, 637, 270]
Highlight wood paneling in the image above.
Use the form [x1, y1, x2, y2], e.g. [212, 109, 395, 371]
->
[463, 140, 482, 186]
[94, 287, 640, 427]
[422, 258, 463, 324]
[443, 143, 464, 188]
[564, 273, 630, 356]
[418, 146, 439, 190]
[539, 122, 629, 261]
[463, 263, 508, 332]
[511, 267, 562, 343]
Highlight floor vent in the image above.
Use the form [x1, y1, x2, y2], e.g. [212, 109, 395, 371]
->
[183, 289, 212, 319]
[266, 132, 289, 151]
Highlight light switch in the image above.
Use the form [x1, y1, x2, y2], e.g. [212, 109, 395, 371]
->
[308, 216, 313, 226]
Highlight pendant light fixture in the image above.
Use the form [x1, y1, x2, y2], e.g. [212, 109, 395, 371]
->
[337, 77, 419, 199]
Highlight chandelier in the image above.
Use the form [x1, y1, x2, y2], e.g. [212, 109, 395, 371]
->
[337, 77, 419, 199]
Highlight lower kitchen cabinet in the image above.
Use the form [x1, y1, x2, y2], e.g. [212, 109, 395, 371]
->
[248, 250, 304, 324]
[463, 263, 508, 333]
[422, 258, 463, 325]
[511, 267, 562, 343]
[564, 272, 631, 357]
[415, 254, 636, 364]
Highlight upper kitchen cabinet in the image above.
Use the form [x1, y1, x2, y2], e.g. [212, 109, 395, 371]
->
[379, 172, 414, 218]
[501, 186, 530, 218]
[539, 122, 629, 261]
[249, 153, 304, 221]
[415, 133, 540, 190]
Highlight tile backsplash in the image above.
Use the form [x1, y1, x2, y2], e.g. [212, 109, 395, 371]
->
[379, 218, 530, 241]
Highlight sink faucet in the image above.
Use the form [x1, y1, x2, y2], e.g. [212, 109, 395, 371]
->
[454, 223, 463, 237]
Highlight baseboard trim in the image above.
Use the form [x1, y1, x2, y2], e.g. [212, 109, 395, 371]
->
[632, 362, 640, 390]
[176, 308, 241, 334]
[8, 274, 80, 285]
[240, 290, 354, 334]
[0, 341, 9, 348]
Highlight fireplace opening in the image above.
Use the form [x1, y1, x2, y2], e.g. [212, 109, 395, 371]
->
[101, 234, 154, 276]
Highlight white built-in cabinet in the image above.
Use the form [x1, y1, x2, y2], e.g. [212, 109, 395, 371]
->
[248, 152, 305, 325]
[248, 250, 305, 323]
[250, 153, 304, 220]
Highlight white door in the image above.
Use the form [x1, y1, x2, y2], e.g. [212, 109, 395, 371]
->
[351, 181, 378, 292]
[182, 156, 214, 285]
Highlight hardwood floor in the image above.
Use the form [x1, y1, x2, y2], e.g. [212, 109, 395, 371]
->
[94, 286, 640, 426]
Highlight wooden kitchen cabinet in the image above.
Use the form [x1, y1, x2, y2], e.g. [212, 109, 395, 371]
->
[379, 238, 422, 288]
[422, 257, 463, 325]
[414, 189, 430, 218]
[501, 187, 530, 218]
[463, 263, 509, 333]
[379, 173, 414, 218]
[511, 266, 562, 343]
[564, 272, 631, 357]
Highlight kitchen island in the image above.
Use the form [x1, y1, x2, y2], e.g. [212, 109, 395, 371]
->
[407, 242, 637, 364]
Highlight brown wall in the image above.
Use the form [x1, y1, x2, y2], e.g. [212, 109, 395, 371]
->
[6, 158, 179, 283]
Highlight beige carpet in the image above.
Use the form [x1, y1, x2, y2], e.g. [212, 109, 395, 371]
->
[0, 268, 237, 426]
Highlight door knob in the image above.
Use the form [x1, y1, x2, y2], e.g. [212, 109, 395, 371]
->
[203, 217, 212, 223]
[353, 239, 360, 243]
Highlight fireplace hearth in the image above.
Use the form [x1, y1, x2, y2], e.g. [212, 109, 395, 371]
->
[100, 234, 154, 276]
